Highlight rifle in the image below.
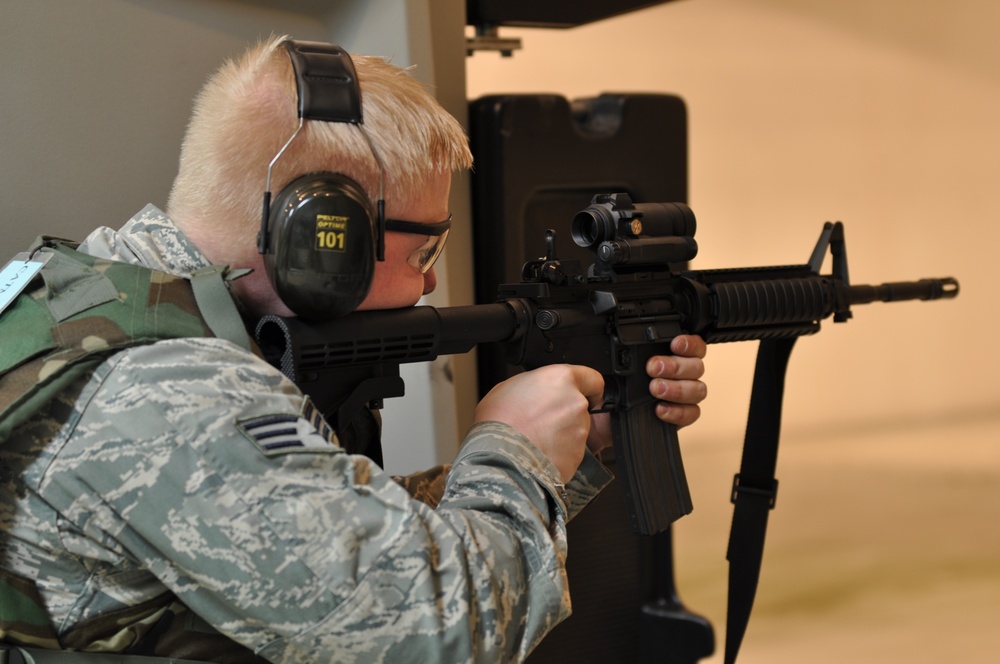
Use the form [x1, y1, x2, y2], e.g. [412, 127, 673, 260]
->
[254, 193, 959, 536]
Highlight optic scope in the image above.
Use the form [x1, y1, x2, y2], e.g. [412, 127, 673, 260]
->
[571, 193, 699, 269]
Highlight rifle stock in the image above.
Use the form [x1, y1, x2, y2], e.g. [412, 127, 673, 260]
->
[255, 194, 959, 535]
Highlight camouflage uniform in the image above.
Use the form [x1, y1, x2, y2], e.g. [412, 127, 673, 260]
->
[0, 205, 613, 663]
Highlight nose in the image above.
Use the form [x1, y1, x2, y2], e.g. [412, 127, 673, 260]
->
[422, 267, 437, 295]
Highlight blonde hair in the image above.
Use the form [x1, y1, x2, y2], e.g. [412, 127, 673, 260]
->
[167, 35, 472, 262]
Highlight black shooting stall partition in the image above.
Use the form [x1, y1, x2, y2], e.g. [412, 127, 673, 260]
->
[469, 93, 714, 663]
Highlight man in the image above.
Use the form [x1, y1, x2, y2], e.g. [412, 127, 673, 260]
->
[0, 37, 707, 663]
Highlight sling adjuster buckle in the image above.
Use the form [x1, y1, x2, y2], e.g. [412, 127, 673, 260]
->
[730, 474, 778, 509]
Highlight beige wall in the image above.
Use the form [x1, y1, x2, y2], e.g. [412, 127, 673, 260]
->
[467, 2, 1000, 661]
[467, 0, 999, 445]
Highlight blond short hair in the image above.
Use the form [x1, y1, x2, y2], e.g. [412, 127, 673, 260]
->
[167, 35, 472, 259]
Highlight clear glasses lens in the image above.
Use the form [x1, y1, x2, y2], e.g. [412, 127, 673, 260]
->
[408, 229, 450, 273]
[386, 215, 452, 273]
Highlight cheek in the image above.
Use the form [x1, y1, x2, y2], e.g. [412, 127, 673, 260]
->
[357, 251, 425, 311]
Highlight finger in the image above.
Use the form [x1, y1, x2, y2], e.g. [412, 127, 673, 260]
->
[670, 334, 707, 359]
[650, 377, 708, 405]
[655, 402, 702, 428]
[646, 355, 705, 381]
[587, 411, 613, 454]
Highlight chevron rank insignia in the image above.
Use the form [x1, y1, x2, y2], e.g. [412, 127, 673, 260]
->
[237, 398, 338, 456]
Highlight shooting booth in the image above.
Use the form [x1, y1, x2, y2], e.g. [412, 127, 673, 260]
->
[469, 92, 713, 664]
[467, 5, 713, 661]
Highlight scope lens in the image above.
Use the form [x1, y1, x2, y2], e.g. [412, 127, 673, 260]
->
[572, 205, 615, 249]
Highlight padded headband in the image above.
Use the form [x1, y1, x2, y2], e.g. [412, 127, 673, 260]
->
[283, 40, 363, 124]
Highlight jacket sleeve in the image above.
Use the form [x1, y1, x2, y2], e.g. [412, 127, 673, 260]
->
[39, 337, 611, 664]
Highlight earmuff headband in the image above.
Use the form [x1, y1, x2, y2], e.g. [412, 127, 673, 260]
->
[283, 40, 363, 123]
[258, 40, 387, 258]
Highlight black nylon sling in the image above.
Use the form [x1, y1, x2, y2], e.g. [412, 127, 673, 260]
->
[724, 336, 797, 664]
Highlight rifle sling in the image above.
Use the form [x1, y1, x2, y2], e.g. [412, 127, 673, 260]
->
[724, 337, 796, 664]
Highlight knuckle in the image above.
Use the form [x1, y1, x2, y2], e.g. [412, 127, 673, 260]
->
[650, 378, 669, 399]
[678, 404, 702, 428]
[549, 363, 575, 382]
[658, 356, 681, 377]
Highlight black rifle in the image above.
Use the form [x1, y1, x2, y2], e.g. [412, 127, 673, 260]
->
[254, 193, 958, 536]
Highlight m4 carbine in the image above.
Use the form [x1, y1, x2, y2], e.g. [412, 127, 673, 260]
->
[255, 193, 959, 535]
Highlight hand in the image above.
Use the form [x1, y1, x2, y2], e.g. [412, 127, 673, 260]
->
[474, 364, 605, 483]
[586, 335, 708, 455]
[647, 334, 708, 427]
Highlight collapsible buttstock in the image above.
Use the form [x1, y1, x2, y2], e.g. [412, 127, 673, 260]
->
[611, 402, 693, 535]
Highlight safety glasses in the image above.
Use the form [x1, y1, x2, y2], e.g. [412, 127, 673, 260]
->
[383, 215, 452, 273]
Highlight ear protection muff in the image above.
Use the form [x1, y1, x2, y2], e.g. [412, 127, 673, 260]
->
[264, 171, 377, 319]
[257, 40, 387, 320]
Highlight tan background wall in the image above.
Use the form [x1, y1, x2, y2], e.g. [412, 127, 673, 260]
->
[466, 0, 997, 445]
[466, 1, 999, 661]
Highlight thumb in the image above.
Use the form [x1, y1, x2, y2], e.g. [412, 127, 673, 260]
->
[567, 364, 605, 408]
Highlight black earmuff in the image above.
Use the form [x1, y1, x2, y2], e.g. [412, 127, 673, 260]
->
[258, 40, 386, 320]
[264, 171, 377, 319]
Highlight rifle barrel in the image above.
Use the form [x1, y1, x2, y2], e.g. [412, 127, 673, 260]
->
[850, 277, 959, 305]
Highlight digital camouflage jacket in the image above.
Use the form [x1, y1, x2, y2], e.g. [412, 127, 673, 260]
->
[0, 206, 613, 663]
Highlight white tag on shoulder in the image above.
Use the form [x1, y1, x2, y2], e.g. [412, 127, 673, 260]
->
[0, 252, 51, 317]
